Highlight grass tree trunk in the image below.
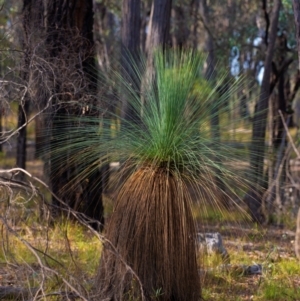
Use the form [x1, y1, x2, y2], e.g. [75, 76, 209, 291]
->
[97, 167, 200, 300]
[246, 0, 282, 222]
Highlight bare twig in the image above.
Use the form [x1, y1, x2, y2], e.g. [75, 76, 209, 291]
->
[279, 110, 300, 158]
[0, 167, 146, 301]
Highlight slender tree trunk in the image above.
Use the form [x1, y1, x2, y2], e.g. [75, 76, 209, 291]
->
[246, 0, 281, 222]
[292, 0, 300, 259]
[199, 0, 218, 139]
[121, 0, 141, 124]
[199, 0, 228, 207]
[143, 0, 172, 104]
[31, 0, 45, 160]
[140, 1, 150, 51]
[16, 0, 32, 176]
[35, 115, 43, 159]
[145, 0, 172, 82]
[16, 100, 30, 170]
[191, 0, 200, 50]
[293, 0, 300, 71]
[80, 0, 104, 231]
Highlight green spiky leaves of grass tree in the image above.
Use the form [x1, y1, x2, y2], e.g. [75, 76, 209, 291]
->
[49, 49, 255, 300]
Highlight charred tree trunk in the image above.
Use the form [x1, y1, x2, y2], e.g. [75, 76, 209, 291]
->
[80, 0, 104, 231]
[47, 0, 104, 230]
[16, 0, 32, 177]
[16, 98, 30, 171]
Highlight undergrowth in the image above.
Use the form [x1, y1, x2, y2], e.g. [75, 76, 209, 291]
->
[0, 155, 299, 300]
[0, 189, 299, 301]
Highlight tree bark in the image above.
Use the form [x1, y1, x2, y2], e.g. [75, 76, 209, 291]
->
[246, 0, 282, 222]
[46, 0, 104, 230]
[171, 3, 189, 49]
[146, 0, 172, 53]
[79, 0, 105, 231]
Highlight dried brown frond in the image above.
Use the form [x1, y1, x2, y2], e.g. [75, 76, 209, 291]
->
[95, 165, 200, 300]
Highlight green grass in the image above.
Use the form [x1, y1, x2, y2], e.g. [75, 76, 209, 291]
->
[0, 217, 102, 299]
[259, 280, 300, 301]
[0, 202, 299, 301]
[192, 203, 251, 223]
[199, 239, 300, 301]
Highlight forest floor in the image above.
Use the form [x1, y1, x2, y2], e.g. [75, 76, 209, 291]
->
[0, 142, 300, 300]
[201, 223, 300, 301]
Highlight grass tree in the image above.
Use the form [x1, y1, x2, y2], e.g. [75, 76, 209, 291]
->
[51, 49, 251, 300]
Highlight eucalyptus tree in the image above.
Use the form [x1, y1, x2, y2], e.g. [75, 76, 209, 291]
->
[246, 0, 282, 222]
